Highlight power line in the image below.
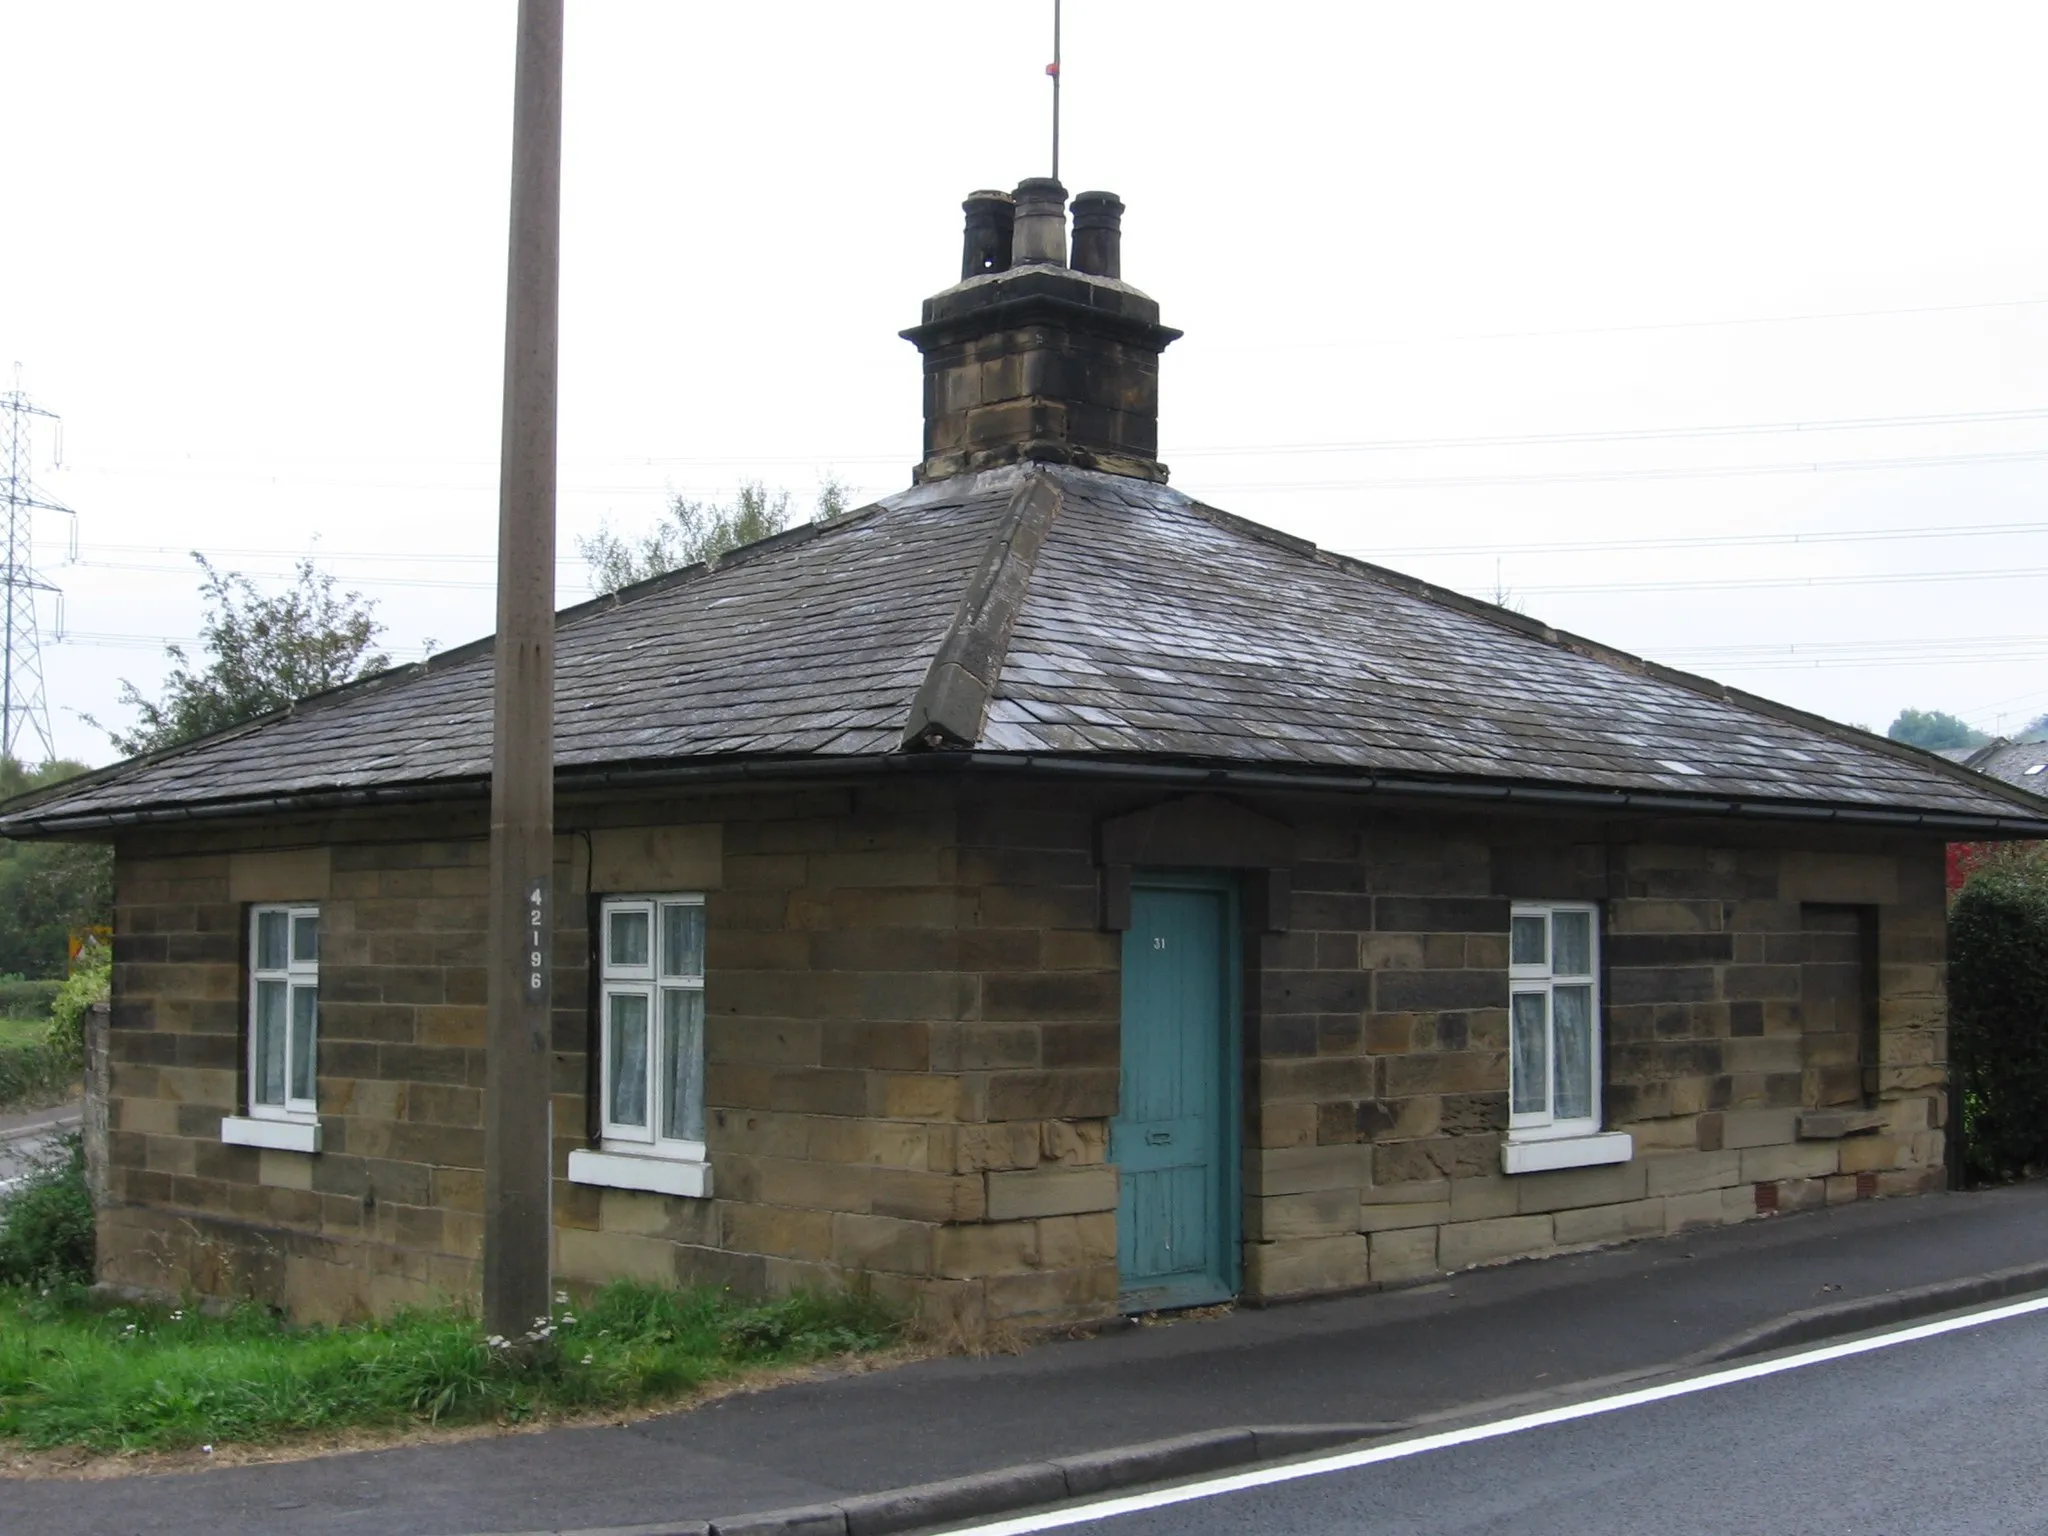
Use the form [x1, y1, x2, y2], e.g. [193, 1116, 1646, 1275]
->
[1200, 293, 2048, 352]
[1170, 406, 2048, 459]
[1698, 653, 2048, 674]
[1345, 519, 2048, 561]
[69, 557, 511, 591]
[60, 402, 2048, 487]
[1657, 635, 2048, 673]
[1666, 634, 2048, 660]
[59, 628, 436, 659]
[1198, 445, 2048, 494]
[1514, 564, 2048, 597]
[62, 404, 2048, 489]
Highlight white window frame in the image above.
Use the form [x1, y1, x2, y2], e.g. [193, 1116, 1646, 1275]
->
[1507, 901, 1604, 1141]
[246, 903, 319, 1123]
[224, 904, 323, 1152]
[581, 893, 709, 1182]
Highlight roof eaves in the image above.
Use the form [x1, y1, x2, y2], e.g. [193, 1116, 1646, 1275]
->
[949, 748, 2048, 838]
[0, 498, 901, 837]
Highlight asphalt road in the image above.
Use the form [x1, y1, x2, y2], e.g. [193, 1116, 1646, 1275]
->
[0, 1116, 74, 1194]
[999, 1302, 2048, 1536]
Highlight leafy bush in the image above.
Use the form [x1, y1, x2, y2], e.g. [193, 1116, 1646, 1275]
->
[45, 946, 110, 1068]
[0, 1133, 93, 1287]
[0, 1276, 902, 1452]
[1949, 853, 2048, 1182]
[0, 978, 61, 1019]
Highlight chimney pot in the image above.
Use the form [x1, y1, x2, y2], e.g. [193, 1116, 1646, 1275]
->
[960, 190, 1015, 279]
[1010, 177, 1069, 266]
[904, 176, 1180, 485]
[1069, 191, 1124, 279]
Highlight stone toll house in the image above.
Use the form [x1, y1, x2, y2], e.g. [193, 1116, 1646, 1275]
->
[8, 180, 2046, 1328]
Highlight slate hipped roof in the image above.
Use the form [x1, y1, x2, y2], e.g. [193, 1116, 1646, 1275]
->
[12, 177, 2046, 840]
[6, 462, 2046, 836]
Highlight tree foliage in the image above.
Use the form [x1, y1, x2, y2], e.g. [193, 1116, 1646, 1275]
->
[1886, 708, 1989, 752]
[579, 479, 856, 597]
[46, 942, 110, 1067]
[0, 758, 111, 981]
[1949, 850, 2048, 1183]
[95, 556, 387, 758]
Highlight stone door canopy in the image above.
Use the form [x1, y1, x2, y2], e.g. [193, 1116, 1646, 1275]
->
[1097, 794, 1294, 932]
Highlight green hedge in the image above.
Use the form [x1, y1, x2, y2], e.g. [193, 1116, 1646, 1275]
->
[1949, 856, 2048, 1183]
[0, 979, 60, 1020]
[0, 1041, 75, 1111]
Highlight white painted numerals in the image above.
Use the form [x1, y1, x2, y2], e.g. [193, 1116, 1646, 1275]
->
[1153, 936, 1167, 950]
[527, 880, 549, 998]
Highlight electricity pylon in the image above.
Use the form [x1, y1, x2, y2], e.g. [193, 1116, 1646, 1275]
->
[0, 372, 73, 764]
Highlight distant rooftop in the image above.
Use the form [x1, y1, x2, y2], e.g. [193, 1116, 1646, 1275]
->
[1956, 738, 2048, 799]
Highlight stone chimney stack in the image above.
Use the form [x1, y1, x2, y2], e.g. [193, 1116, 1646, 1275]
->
[902, 180, 1180, 484]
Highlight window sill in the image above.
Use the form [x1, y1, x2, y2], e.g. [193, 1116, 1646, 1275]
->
[221, 1115, 321, 1154]
[1501, 1131, 1633, 1175]
[568, 1148, 712, 1199]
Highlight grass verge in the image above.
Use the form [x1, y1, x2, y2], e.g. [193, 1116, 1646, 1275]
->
[0, 1039, 76, 1111]
[0, 1135, 905, 1455]
[0, 1278, 904, 1454]
[0, 1016, 48, 1048]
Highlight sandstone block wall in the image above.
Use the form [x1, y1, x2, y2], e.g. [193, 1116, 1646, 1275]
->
[101, 822, 574, 1319]
[1243, 818, 1948, 1300]
[556, 784, 1122, 1331]
[98, 780, 1952, 1328]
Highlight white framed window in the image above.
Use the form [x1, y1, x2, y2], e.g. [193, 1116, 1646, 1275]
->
[595, 894, 706, 1162]
[1508, 902, 1601, 1139]
[222, 904, 323, 1153]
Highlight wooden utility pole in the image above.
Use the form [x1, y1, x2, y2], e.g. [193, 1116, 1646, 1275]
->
[483, 0, 563, 1340]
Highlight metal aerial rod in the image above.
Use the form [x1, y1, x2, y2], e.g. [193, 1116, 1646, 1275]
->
[1048, 0, 1062, 182]
[0, 373, 73, 764]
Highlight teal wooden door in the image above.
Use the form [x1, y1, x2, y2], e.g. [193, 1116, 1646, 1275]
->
[1112, 879, 1239, 1312]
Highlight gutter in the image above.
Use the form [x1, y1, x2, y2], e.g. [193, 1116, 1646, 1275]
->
[8, 748, 2047, 840]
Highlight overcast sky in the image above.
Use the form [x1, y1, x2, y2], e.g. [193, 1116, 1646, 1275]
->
[4, 1, 2047, 768]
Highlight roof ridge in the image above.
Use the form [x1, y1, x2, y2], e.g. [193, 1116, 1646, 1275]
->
[1178, 495, 2048, 824]
[901, 471, 1064, 750]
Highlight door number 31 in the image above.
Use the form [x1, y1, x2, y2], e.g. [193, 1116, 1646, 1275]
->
[1152, 936, 1167, 950]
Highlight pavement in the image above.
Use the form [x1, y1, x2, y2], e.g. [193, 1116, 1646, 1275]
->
[0, 1100, 79, 1194]
[6, 1178, 2048, 1536]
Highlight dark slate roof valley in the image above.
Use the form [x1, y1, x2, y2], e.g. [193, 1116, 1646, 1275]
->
[8, 465, 2045, 834]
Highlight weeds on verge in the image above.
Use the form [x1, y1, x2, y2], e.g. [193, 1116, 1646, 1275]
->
[0, 1278, 903, 1454]
[0, 1134, 903, 1454]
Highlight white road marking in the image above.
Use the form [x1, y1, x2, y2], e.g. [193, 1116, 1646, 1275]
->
[940, 1291, 2048, 1534]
